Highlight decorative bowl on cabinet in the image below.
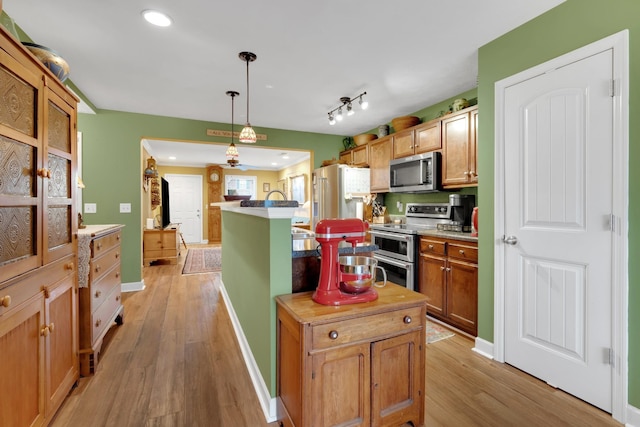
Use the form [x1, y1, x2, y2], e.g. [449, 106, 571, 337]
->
[22, 42, 70, 82]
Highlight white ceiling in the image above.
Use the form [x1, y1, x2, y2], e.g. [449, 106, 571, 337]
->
[4, 0, 564, 168]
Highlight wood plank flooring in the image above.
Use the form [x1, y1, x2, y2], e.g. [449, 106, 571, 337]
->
[49, 246, 622, 427]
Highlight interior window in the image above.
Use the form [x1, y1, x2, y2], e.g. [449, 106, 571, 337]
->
[225, 175, 257, 199]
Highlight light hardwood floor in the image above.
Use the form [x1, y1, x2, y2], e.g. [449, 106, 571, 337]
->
[50, 247, 622, 427]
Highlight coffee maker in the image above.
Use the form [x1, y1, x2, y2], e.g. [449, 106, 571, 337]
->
[449, 194, 476, 232]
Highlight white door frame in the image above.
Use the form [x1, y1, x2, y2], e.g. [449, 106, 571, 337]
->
[493, 30, 629, 422]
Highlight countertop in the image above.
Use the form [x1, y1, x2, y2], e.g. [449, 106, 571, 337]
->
[417, 229, 478, 243]
[292, 239, 378, 258]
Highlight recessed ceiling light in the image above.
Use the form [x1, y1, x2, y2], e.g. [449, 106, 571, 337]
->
[142, 10, 172, 27]
[168, 156, 176, 160]
[271, 162, 278, 166]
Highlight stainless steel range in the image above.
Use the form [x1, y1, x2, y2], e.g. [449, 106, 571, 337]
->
[368, 203, 454, 291]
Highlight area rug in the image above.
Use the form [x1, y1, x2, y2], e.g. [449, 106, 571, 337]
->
[426, 320, 455, 344]
[182, 247, 222, 274]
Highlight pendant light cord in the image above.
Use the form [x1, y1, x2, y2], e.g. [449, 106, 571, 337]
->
[245, 58, 250, 125]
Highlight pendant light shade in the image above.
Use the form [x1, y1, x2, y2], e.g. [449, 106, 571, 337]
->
[239, 51, 257, 144]
[226, 90, 240, 166]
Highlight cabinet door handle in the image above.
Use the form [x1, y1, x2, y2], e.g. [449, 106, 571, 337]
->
[328, 330, 339, 340]
[0, 295, 11, 308]
[48, 323, 55, 333]
[403, 316, 412, 324]
[41, 325, 50, 337]
[95, 290, 102, 298]
[446, 267, 451, 272]
[440, 266, 445, 271]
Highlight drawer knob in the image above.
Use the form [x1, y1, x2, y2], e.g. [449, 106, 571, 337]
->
[428, 244, 434, 249]
[116, 272, 120, 278]
[403, 316, 412, 324]
[116, 295, 121, 302]
[65, 262, 74, 271]
[95, 290, 102, 298]
[459, 250, 465, 255]
[95, 319, 102, 328]
[115, 252, 120, 259]
[0, 295, 11, 307]
[95, 265, 101, 273]
[328, 330, 339, 340]
[97, 243, 102, 250]
[117, 235, 121, 240]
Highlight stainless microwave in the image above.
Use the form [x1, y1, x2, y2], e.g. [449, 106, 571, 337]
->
[389, 152, 441, 193]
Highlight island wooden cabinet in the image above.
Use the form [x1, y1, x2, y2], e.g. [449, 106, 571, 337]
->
[442, 105, 478, 188]
[78, 225, 124, 376]
[368, 136, 392, 192]
[0, 24, 79, 426]
[143, 226, 180, 266]
[276, 284, 427, 427]
[418, 236, 478, 336]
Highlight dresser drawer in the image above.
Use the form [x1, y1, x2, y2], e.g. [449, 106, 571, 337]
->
[311, 306, 422, 351]
[0, 255, 75, 317]
[447, 242, 478, 263]
[89, 245, 121, 283]
[92, 230, 122, 259]
[91, 285, 121, 343]
[90, 265, 121, 313]
[420, 238, 446, 256]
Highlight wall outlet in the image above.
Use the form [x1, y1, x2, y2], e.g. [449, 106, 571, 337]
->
[84, 203, 97, 213]
[119, 203, 131, 213]
[397, 201, 403, 212]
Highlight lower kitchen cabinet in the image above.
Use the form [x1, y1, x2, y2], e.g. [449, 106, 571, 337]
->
[276, 283, 427, 427]
[0, 254, 78, 427]
[418, 236, 478, 336]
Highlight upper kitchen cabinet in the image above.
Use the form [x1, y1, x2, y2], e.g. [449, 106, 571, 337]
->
[392, 118, 441, 159]
[339, 144, 368, 167]
[391, 128, 415, 159]
[369, 135, 393, 193]
[442, 105, 478, 188]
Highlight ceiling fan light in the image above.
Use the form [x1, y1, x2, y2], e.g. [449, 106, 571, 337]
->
[239, 124, 257, 143]
[142, 10, 172, 27]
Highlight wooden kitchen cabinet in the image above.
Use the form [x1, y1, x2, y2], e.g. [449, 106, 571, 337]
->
[0, 24, 78, 426]
[442, 106, 478, 188]
[369, 135, 393, 192]
[392, 119, 440, 160]
[78, 225, 124, 376]
[339, 144, 369, 166]
[143, 226, 180, 266]
[276, 283, 427, 427]
[419, 236, 477, 336]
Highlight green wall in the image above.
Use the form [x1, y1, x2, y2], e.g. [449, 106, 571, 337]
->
[78, 110, 343, 285]
[221, 211, 292, 395]
[477, 0, 639, 407]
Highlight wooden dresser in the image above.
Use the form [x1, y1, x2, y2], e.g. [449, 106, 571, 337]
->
[78, 225, 124, 376]
[143, 225, 180, 266]
[276, 284, 427, 427]
[0, 25, 78, 426]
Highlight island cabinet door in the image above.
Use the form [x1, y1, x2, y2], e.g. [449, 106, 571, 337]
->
[371, 330, 423, 427]
[311, 342, 371, 427]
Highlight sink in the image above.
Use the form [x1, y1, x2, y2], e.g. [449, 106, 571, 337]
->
[240, 200, 300, 208]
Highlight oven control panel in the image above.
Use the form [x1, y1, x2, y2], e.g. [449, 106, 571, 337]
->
[406, 203, 451, 219]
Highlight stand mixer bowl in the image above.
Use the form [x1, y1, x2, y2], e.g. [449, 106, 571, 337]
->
[338, 256, 387, 294]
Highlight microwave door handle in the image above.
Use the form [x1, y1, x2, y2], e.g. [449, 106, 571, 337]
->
[391, 169, 397, 186]
[421, 159, 428, 184]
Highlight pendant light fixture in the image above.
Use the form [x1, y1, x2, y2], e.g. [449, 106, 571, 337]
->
[238, 51, 258, 144]
[226, 90, 240, 167]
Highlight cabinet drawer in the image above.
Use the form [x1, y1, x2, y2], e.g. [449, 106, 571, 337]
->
[90, 265, 121, 313]
[92, 231, 122, 259]
[312, 306, 422, 351]
[448, 242, 478, 263]
[89, 246, 121, 283]
[91, 286, 121, 343]
[0, 255, 75, 317]
[420, 239, 446, 256]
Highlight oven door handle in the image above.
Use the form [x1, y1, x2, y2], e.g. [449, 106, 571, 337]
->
[373, 254, 412, 269]
[369, 230, 413, 242]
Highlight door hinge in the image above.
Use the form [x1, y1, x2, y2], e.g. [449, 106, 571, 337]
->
[609, 213, 617, 232]
[311, 371, 315, 380]
[605, 347, 615, 367]
[610, 79, 620, 97]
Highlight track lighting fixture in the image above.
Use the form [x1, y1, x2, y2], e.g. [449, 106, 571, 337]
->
[327, 92, 368, 126]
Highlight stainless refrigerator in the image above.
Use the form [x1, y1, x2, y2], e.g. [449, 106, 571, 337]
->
[312, 164, 370, 229]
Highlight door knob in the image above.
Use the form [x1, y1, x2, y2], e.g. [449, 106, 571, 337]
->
[502, 235, 518, 245]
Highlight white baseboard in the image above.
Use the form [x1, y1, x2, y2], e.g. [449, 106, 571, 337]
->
[472, 337, 494, 360]
[121, 280, 145, 293]
[219, 282, 279, 423]
[627, 403, 640, 427]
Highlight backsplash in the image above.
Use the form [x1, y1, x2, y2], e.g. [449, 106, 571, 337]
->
[383, 187, 478, 216]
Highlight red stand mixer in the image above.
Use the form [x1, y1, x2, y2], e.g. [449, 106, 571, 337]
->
[313, 218, 379, 306]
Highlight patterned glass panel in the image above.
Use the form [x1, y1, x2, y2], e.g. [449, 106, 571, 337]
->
[0, 66, 36, 137]
[47, 206, 71, 249]
[0, 206, 35, 265]
[47, 154, 70, 198]
[0, 135, 35, 197]
[47, 101, 70, 153]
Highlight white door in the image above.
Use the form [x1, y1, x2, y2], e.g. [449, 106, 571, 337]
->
[502, 49, 614, 411]
[165, 174, 203, 244]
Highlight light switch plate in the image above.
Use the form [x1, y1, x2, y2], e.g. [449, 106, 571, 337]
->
[84, 203, 97, 213]
[120, 203, 131, 213]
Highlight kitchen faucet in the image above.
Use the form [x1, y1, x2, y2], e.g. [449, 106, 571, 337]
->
[265, 189, 287, 200]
